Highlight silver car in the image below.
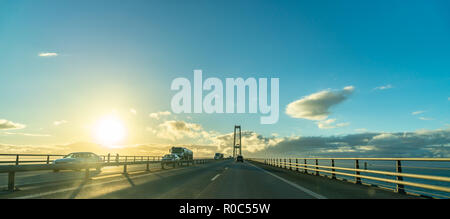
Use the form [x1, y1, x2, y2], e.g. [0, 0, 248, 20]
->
[53, 152, 103, 172]
[161, 154, 181, 162]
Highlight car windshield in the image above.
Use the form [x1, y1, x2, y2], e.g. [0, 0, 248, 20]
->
[65, 153, 92, 158]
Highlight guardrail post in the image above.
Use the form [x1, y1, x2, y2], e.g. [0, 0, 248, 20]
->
[116, 154, 119, 163]
[8, 172, 15, 191]
[133, 156, 136, 163]
[123, 164, 127, 173]
[355, 160, 361, 184]
[289, 158, 292, 170]
[315, 159, 319, 176]
[296, 158, 298, 171]
[107, 153, 110, 163]
[364, 162, 367, 170]
[396, 160, 405, 193]
[85, 168, 90, 180]
[146, 161, 150, 171]
[331, 159, 336, 179]
[15, 155, 19, 165]
[304, 159, 308, 174]
[284, 158, 286, 169]
[46, 155, 50, 164]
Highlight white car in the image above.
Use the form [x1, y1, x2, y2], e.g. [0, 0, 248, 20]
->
[53, 152, 103, 172]
[161, 154, 181, 162]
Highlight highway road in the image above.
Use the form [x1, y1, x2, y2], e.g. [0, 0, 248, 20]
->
[0, 159, 414, 199]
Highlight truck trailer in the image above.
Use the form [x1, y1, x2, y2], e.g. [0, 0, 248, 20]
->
[170, 147, 193, 160]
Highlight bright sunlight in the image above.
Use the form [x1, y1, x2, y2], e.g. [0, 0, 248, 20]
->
[93, 114, 126, 147]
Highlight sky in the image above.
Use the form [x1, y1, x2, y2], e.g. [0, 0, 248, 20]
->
[1, 0, 449, 157]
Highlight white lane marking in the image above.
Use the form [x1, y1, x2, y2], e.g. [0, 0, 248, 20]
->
[211, 174, 221, 181]
[247, 162, 327, 199]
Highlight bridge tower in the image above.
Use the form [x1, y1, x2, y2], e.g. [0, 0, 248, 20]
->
[233, 125, 242, 158]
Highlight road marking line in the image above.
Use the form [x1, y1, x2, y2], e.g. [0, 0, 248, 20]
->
[211, 174, 221, 181]
[247, 162, 327, 199]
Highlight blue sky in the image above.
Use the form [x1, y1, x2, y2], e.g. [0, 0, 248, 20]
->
[0, 0, 449, 156]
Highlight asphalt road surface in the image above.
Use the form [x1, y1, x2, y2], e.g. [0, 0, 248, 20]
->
[0, 159, 414, 199]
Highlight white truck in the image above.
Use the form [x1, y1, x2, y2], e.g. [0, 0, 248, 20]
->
[170, 147, 193, 160]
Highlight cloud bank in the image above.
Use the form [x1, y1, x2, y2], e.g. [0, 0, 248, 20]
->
[2, 127, 449, 158]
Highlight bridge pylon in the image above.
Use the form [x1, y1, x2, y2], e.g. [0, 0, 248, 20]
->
[233, 125, 242, 158]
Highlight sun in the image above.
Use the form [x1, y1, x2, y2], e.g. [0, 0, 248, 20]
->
[93, 114, 126, 147]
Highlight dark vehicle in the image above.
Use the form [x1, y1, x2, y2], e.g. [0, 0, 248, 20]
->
[214, 153, 224, 160]
[236, 155, 244, 162]
[53, 152, 103, 172]
[170, 147, 193, 160]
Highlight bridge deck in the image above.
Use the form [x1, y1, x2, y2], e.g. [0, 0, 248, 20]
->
[0, 159, 416, 199]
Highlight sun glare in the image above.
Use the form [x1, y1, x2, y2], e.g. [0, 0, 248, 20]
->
[93, 115, 126, 147]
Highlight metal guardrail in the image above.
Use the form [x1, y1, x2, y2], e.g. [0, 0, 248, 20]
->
[0, 153, 213, 192]
[250, 157, 450, 198]
[0, 153, 162, 165]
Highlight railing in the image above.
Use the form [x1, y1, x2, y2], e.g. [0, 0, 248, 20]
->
[0, 153, 213, 192]
[0, 153, 162, 165]
[250, 157, 450, 199]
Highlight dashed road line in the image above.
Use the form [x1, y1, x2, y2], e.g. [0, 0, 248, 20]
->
[211, 174, 221, 181]
[247, 161, 327, 199]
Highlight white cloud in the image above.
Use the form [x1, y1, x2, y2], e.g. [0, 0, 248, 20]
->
[53, 120, 68, 126]
[355, 128, 368, 133]
[374, 84, 393, 90]
[38, 52, 58, 57]
[419, 117, 434, 121]
[130, 108, 137, 115]
[317, 119, 350, 129]
[149, 111, 172, 120]
[212, 130, 286, 153]
[412, 110, 425, 115]
[3, 132, 51, 137]
[154, 120, 205, 141]
[0, 119, 26, 130]
[286, 86, 354, 120]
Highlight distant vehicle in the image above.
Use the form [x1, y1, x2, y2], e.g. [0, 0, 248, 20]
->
[236, 155, 244, 162]
[53, 152, 103, 172]
[161, 154, 181, 162]
[170, 147, 193, 160]
[214, 153, 224, 160]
